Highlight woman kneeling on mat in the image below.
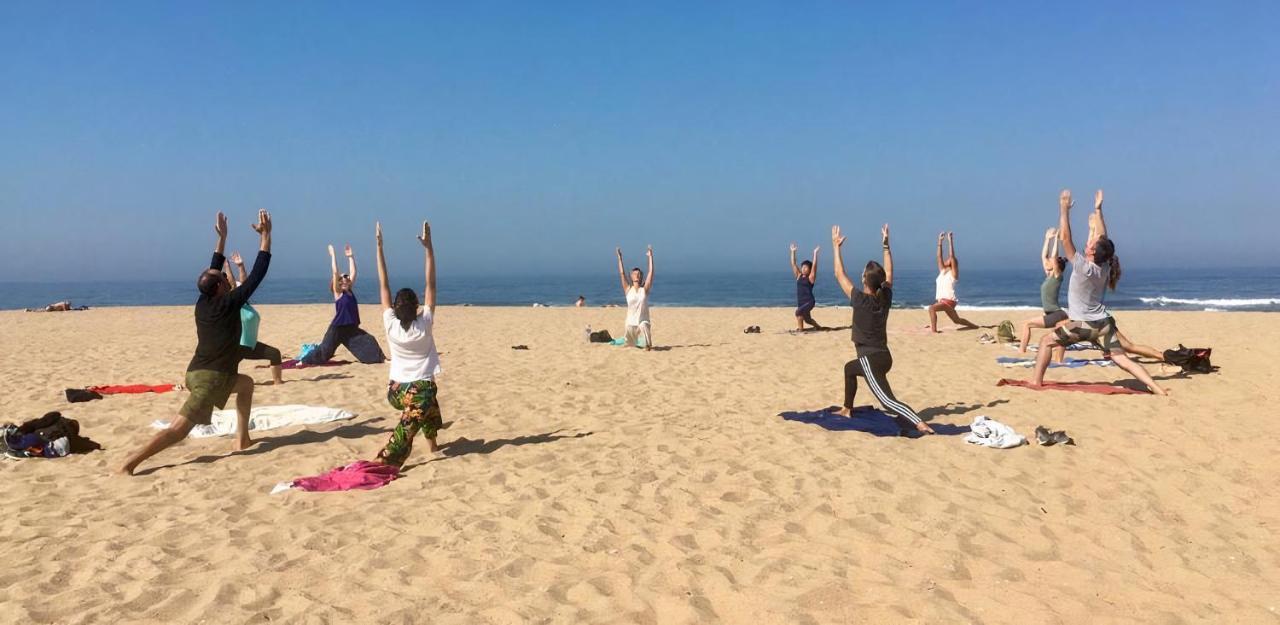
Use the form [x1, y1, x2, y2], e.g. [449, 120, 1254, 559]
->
[1018, 228, 1068, 361]
[831, 223, 935, 437]
[928, 231, 978, 332]
[373, 220, 445, 465]
[300, 243, 386, 365]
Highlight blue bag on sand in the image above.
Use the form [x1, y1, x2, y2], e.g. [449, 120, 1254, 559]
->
[298, 343, 319, 362]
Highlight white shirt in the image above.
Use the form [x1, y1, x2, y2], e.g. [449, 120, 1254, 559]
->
[382, 308, 442, 383]
[935, 269, 957, 301]
[625, 286, 650, 326]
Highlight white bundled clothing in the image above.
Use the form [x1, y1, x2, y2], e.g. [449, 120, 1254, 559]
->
[964, 415, 1026, 449]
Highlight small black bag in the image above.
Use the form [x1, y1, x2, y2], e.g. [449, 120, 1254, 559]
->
[1162, 344, 1215, 374]
[589, 329, 613, 343]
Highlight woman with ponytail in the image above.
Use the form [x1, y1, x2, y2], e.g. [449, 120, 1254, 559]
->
[373, 220, 445, 466]
[829, 223, 935, 437]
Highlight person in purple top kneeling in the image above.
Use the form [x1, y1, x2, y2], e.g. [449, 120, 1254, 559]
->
[300, 243, 386, 365]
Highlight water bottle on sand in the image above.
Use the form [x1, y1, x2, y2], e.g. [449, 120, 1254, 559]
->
[584, 325, 592, 342]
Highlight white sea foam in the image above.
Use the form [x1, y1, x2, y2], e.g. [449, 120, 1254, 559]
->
[1138, 296, 1280, 308]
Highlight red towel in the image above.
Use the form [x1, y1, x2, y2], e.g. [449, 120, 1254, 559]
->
[292, 461, 399, 492]
[996, 378, 1149, 395]
[267, 359, 353, 371]
[87, 384, 175, 395]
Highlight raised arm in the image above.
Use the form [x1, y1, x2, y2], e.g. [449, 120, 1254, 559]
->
[1058, 189, 1078, 260]
[615, 248, 628, 294]
[789, 243, 800, 279]
[230, 252, 247, 285]
[375, 223, 391, 310]
[227, 210, 273, 308]
[328, 244, 340, 296]
[882, 224, 894, 287]
[1090, 189, 1107, 241]
[345, 245, 357, 287]
[948, 231, 959, 279]
[831, 225, 855, 298]
[213, 211, 228, 258]
[810, 246, 820, 285]
[419, 221, 436, 314]
[935, 232, 945, 271]
[644, 245, 654, 291]
[1040, 229, 1056, 274]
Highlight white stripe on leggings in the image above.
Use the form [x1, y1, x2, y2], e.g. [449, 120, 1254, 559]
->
[860, 356, 923, 425]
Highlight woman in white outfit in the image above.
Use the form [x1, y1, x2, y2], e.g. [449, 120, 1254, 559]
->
[927, 231, 978, 332]
[616, 245, 655, 351]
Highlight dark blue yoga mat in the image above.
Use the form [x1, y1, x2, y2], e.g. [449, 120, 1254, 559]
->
[779, 408, 903, 437]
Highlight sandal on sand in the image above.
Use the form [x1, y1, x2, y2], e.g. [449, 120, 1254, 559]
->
[1035, 426, 1074, 446]
[978, 333, 996, 344]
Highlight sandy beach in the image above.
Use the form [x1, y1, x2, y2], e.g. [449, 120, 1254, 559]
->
[1, 304, 1277, 624]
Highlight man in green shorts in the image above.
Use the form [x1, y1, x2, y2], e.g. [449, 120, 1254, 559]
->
[119, 210, 274, 475]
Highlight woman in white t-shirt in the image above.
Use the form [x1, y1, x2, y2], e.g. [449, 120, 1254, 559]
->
[615, 245, 655, 350]
[372, 220, 444, 466]
[927, 231, 978, 333]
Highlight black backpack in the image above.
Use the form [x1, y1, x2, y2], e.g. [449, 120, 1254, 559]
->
[1162, 344, 1215, 374]
[589, 329, 614, 343]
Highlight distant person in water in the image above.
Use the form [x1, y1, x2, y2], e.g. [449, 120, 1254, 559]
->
[226, 252, 284, 385]
[299, 243, 386, 365]
[575, 295, 585, 308]
[1018, 228, 1069, 361]
[615, 246, 655, 350]
[1031, 189, 1167, 395]
[790, 243, 824, 331]
[831, 223, 935, 437]
[119, 210, 273, 475]
[26, 301, 87, 312]
[928, 231, 979, 332]
[372, 220, 446, 465]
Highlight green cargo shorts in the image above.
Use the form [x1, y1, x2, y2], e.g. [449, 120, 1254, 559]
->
[178, 370, 239, 425]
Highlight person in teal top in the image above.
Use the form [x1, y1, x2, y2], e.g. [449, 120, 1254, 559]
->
[1017, 227, 1068, 362]
[229, 253, 284, 385]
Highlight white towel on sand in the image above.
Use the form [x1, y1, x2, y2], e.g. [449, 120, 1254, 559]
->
[150, 405, 356, 438]
[964, 415, 1026, 449]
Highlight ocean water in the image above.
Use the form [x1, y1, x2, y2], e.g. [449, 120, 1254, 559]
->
[3, 268, 1278, 312]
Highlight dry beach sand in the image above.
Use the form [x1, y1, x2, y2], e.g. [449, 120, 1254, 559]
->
[1, 305, 1277, 624]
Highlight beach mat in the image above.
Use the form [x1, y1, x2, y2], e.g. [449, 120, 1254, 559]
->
[996, 378, 1149, 395]
[273, 460, 399, 494]
[150, 405, 356, 438]
[996, 356, 1114, 369]
[268, 359, 353, 371]
[779, 408, 903, 436]
[87, 384, 175, 395]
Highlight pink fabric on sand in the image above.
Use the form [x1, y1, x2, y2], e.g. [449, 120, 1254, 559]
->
[292, 460, 400, 492]
[996, 378, 1149, 395]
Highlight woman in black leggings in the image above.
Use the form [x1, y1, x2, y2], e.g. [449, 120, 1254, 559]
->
[829, 223, 934, 437]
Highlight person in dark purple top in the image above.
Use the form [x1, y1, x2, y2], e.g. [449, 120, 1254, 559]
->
[299, 243, 386, 365]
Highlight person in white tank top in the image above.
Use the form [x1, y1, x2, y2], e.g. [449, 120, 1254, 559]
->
[927, 231, 978, 333]
[616, 245, 655, 350]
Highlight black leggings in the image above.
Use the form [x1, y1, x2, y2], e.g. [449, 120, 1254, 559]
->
[238, 342, 282, 367]
[301, 324, 386, 365]
[843, 351, 923, 428]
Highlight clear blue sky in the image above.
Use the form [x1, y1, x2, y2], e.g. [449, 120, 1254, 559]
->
[2, 1, 1276, 281]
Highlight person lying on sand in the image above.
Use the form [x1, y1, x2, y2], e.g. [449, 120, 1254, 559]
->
[27, 301, 87, 312]
[119, 210, 274, 475]
[830, 223, 935, 437]
[1030, 189, 1167, 395]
